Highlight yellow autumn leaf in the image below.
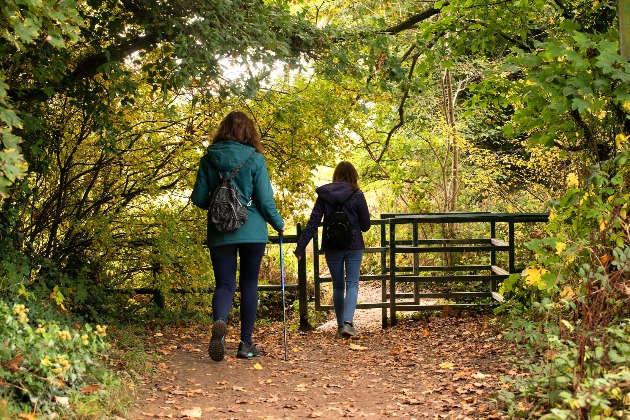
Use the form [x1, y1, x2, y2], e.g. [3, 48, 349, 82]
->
[566, 173, 579, 188]
[522, 266, 548, 286]
[253, 363, 263, 370]
[439, 362, 454, 369]
[615, 133, 628, 148]
[560, 286, 575, 299]
[555, 241, 567, 255]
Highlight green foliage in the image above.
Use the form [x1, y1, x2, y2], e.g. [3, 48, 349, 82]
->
[0, 0, 82, 197]
[0, 300, 111, 417]
[498, 144, 630, 417]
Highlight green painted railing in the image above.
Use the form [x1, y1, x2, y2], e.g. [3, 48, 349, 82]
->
[114, 212, 547, 330]
[313, 212, 549, 327]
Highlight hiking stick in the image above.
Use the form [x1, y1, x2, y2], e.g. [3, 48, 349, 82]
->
[279, 232, 289, 361]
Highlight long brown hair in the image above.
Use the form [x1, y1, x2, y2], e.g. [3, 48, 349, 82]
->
[211, 111, 263, 152]
[332, 161, 359, 190]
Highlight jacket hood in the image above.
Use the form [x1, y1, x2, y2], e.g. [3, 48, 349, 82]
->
[316, 182, 357, 205]
[206, 140, 258, 171]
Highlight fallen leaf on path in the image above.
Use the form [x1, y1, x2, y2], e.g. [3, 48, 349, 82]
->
[308, 411, 323, 417]
[294, 383, 309, 391]
[471, 372, 490, 379]
[253, 363, 263, 370]
[349, 343, 368, 351]
[18, 414, 36, 420]
[170, 390, 187, 395]
[439, 362, 454, 369]
[178, 407, 201, 418]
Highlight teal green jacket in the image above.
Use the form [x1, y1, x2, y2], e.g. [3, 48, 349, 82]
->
[191, 141, 284, 247]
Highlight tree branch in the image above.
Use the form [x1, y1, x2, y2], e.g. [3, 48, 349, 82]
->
[376, 53, 419, 162]
[380, 3, 448, 35]
[10, 35, 161, 102]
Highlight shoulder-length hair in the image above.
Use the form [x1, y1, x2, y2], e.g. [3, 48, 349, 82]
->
[211, 111, 263, 153]
[332, 161, 359, 190]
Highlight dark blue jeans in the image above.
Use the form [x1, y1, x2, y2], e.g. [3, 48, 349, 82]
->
[209, 243, 266, 344]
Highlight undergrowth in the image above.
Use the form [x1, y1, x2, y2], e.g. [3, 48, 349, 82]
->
[498, 145, 630, 419]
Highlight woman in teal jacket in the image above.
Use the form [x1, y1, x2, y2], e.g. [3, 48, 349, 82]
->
[192, 111, 284, 362]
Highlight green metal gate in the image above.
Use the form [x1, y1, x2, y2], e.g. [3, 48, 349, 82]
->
[312, 212, 548, 327]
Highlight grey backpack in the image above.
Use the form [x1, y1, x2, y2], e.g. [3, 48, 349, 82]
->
[208, 151, 256, 233]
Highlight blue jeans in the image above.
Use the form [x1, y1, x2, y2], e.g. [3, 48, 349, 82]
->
[324, 249, 364, 327]
[209, 243, 267, 344]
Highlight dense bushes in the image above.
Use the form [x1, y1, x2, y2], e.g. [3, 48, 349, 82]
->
[499, 144, 630, 418]
[0, 300, 113, 417]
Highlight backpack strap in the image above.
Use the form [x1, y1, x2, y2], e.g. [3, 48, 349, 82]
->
[209, 150, 257, 180]
[227, 150, 257, 181]
[338, 189, 359, 208]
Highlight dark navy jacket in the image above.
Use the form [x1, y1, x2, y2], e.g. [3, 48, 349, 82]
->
[294, 182, 371, 257]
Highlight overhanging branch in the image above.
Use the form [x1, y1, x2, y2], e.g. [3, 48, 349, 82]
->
[380, 3, 448, 35]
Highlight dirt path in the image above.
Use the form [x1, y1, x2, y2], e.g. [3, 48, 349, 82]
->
[126, 286, 513, 420]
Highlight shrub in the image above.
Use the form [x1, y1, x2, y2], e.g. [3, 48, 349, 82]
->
[0, 300, 110, 417]
[498, 145, 630, 418]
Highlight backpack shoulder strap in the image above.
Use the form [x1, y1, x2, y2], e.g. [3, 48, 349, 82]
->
[339, 189, 359, 207]
[227, 150, 257, 181]
[209, 150, 256, 180]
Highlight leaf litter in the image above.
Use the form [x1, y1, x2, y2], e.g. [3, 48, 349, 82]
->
[125, 307, 513, 420]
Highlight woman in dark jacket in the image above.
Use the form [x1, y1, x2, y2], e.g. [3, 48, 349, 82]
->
[191, 111, 284, 361]
[294, 161, 371, 337]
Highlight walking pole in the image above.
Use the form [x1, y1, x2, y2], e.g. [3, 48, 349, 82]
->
[279, 232, 289, 361]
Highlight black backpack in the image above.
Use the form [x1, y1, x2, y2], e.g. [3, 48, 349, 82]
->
[208, 151, 256, 233]
[323, 189, 359, 249]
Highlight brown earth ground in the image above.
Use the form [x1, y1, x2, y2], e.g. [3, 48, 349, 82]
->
[125, 284, 516, 420]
